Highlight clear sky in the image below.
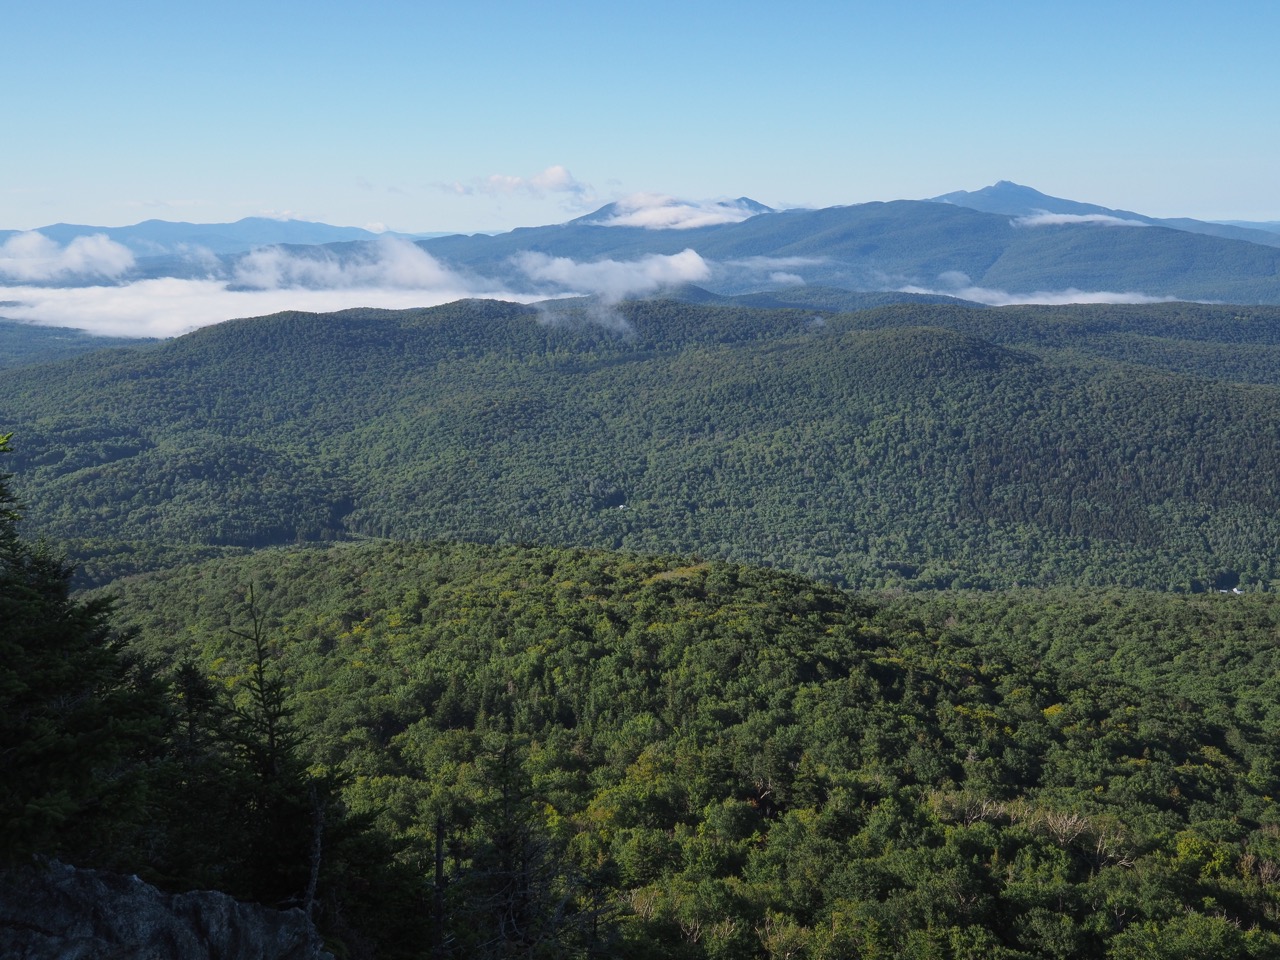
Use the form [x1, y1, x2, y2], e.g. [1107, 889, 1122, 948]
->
[4, 0, 1279, 233]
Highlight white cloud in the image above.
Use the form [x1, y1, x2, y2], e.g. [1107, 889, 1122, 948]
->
[514, 249, 711, 301]
[900, 271, 1179, 306]
[592, 194, 762, 229]
[1013, 212, 1149, 227]
[0, 232, 135, 282]
[174, 243, 222, 272]
[706, 255, 826, 289]
[257, 209, 314, 222]
[525, 165, 589, 196]
[450, 165, 595, 205]
[233, 237, 462, 290]
[0, 239, 532, 338]
[8, 239, 735, 338]
[935, 270, 973, 289]
[0, 278, 535, 339]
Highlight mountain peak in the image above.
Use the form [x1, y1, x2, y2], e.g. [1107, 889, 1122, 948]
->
[929, 182, 1148, 221]
[568, 196, 774, 230]
[933, 181, 1056, 206]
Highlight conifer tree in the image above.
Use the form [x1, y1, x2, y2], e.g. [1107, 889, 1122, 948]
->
[0, 433, 160, 863]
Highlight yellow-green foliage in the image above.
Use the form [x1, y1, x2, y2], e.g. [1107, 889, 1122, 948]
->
[105, 541, 1280, 958]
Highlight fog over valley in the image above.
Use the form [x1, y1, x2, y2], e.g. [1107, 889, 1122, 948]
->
[4, 182, 1276, 336]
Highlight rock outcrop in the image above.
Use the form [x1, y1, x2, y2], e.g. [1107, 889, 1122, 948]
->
[0, 860, 332, 960]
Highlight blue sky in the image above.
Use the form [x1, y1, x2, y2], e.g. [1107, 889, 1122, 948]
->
[5, 1, 1279, 232]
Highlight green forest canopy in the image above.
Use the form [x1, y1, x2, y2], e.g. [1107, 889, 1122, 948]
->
[3, 298, 1280, 592]
[6, 286, 1280, 954]
[94, 538, 1280, 959]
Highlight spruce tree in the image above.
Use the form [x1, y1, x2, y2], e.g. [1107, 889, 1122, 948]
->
[0, 433, 161, 863]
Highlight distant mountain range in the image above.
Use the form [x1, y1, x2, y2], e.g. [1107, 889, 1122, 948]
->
[0, 217, 449, 257]
[415, 191, 1280, 302]
[929, 180, 1280, 248]
[1217, 219, 1280, 234]
[7, 184, 1280, 304]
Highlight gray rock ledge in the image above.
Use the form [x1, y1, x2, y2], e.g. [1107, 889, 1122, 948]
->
[0, 860, 332, 960]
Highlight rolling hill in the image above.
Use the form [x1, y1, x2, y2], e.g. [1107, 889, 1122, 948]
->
[3, 297, 1279, 591]
[95, 537, 1280, 958]
[0, 319, 157, 368]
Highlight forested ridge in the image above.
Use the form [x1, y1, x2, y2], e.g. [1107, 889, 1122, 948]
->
[3, 298, 1280, 590]
[67, 539, 1280, 957]
[0, 319, 156, 369]
[5, 289, 1280, 956]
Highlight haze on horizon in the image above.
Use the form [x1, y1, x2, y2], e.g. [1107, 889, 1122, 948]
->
[4, 1, 1278, 235]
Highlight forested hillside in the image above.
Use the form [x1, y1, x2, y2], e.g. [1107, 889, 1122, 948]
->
[7, 284, 1280, 955]
[91, 539, 1280, 958]
[0, 319, 156, 369]
[4, 298, 1280, 590]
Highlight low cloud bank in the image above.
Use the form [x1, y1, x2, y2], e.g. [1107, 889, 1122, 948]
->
[8, 236, 1186, 340]
[0, 239, 523, 338]
[900, 271, 1179, 306]
[0, 232, 135, 282]
[514, 249, 711, 301]
[592, 195, 763, 230]
[714, 255, 826, 288]
[1014, 212, 1149, 227]
[233, 237, 464, 290]
[0, 280, 516, 339]
[1, 243, 723, 338]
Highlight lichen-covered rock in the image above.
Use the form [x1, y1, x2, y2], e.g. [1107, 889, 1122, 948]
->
[0, 861, 332, 960]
